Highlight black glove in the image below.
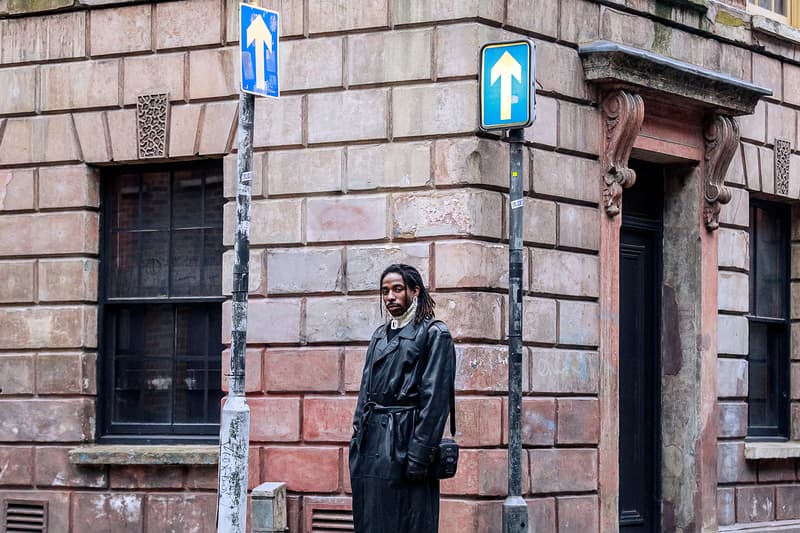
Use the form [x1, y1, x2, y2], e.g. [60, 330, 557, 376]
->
[405, 458, 428, 481]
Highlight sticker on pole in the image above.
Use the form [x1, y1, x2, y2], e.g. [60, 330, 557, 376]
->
[479, 40, 535, 131]
[240, 3, 279, 98]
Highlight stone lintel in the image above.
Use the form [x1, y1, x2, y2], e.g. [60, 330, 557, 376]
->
[744, 441, 800, 460]
[578, 41, 772, 116]
[68, 444, 219, 465]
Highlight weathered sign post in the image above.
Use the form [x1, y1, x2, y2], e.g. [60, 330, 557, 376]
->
[216, 4, 279, 533]
[479, 40, 536, 533]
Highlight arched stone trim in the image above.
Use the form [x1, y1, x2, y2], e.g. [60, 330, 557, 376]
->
[602, 90, 645, 217]
[703, 115, 738, 231]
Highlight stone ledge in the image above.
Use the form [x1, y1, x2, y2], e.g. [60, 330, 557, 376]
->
[68, 445, 219, 465]
[578, 40, 772, 116]
[751, 15, 800, 46]
[720, 519, 800, 532]
[744, 441, 800, 459]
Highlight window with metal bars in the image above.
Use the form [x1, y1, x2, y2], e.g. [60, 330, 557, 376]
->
[747, 0, 800, 27]
[99, 162, 225, 442]
[747, 199, 791, 439]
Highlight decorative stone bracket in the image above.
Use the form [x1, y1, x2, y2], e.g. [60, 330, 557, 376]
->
[601, 90, 645, 217]
[703, 115, 738, 231]
[580, 41, 770, 227]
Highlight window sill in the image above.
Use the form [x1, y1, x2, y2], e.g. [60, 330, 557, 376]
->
[68, 445, 219, 466]
[751, 15, 800, 47]
[744, 441, 800, 460]
[720, 519, 800, 532]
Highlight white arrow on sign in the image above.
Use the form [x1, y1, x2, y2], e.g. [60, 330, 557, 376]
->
[490, 51, 522, 120]
[246, 14, 273, 91]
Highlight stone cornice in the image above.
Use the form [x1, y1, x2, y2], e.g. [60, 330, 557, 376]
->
[578, 41, 772, 116]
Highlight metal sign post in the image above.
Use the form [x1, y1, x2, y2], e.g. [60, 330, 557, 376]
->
[217, 5, 279, 533]
[479, 40, 535, 533]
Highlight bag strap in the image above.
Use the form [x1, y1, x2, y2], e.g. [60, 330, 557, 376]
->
[429, 320, 456, 438]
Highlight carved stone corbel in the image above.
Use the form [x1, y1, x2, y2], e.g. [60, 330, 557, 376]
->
[601, 90, 645, 216]
[703, 115, 738, 231]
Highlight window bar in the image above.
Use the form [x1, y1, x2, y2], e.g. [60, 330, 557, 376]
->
[200, 170, 207, 294]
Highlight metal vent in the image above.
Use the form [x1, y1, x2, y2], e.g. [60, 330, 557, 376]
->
[4, 499, 47, 533]
[304, 499, 354, 533]
[310, 508, 355, 532]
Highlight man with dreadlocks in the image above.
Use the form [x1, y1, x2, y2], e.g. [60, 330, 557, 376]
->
[349, 263, 456, 532]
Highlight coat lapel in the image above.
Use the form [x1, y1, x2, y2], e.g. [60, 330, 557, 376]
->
[371, 320, 420, 366]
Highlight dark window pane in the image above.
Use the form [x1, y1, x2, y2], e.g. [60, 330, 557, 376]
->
[203, 228, 223, 295]
[139, 231, 169, 296]
[748, 323, 770, 427]
[174, 170, 203, 228]
[754, 206, 786, 318]
[102, 162, 224, 439]
[114, 357, 144, 422]
[176, 305, 209, 356]
[204, 172, 224, 227]
[174, 359, 209, 423]
[171, 229, 203, 296]
[748, 322, 786, 432]
[139, 172, 170, 230]
[747, 200, 790, 439]
[112, 305, 174, 424]
[110, 231, 138, 298]
[112, 174, 140, 229]
[774, 0, 787, 15]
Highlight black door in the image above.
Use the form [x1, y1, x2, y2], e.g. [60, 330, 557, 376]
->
[619, 165, 662, 533]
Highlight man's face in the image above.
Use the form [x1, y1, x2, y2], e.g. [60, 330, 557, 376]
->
[381, 272, 420, 317]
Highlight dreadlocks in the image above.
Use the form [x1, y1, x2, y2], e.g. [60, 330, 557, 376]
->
[380, 263, 436, 325]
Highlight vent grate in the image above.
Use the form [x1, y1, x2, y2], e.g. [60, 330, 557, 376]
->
[310, 509, 355, 532]
[4, 499, 48, 533]
[305, 500, 355, 533]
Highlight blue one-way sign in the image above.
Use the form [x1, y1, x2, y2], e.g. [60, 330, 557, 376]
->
[240, 4, 279, 98]
[479, 40, 535, 130]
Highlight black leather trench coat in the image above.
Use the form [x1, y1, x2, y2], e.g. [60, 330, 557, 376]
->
[349, 317, 456, 533]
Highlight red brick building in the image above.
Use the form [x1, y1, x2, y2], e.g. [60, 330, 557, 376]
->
[1, 0, 799, 532]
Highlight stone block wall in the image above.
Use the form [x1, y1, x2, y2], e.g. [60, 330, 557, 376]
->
[0, 0, 605, 531]
[215, 0, 604, 523]
[716, 43, 800, 527]
[2, 0, 800, 531]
